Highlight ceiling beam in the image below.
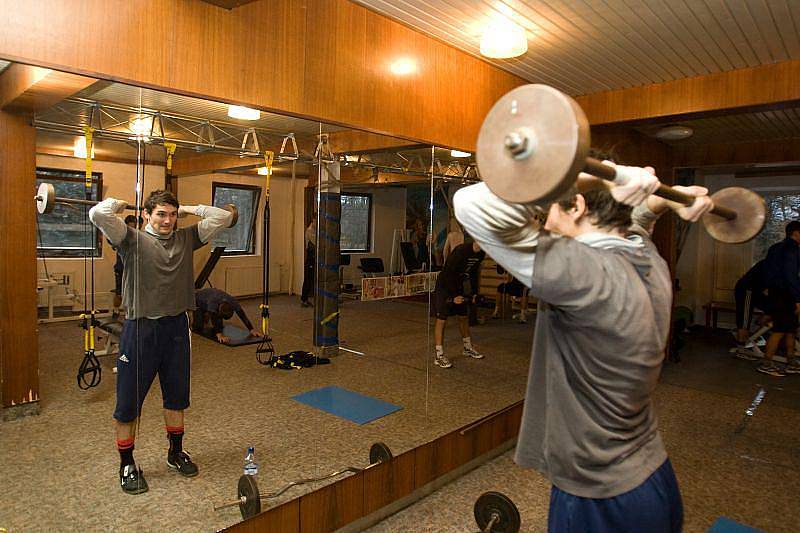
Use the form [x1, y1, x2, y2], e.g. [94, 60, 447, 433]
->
[672, 138, 800, 169]
[172, 152, 265, 177]
[0, 63, 96, 114]
[327, 130, 421, 154]
[576, 60, 800, 126]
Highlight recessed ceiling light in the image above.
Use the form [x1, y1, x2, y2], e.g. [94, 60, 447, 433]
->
[390, 58, 417, 75]
[228, 105, 261, 121]
[451, 150, 472, 158]
[73, 137, 95, 159]
[655, 125, 693, 141]
[480, 17, 528, 59]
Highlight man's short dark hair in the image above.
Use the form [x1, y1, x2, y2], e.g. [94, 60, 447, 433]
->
[124, 215, 137, 225]
[218, 301, 234, 320]
[785, 220, 800, 237]
[144, 190, 179, 213]
[556, 147, 633, 232]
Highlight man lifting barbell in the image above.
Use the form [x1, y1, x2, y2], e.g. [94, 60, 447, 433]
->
[89, 189, 233, 495]
[450, 83, 768, 532]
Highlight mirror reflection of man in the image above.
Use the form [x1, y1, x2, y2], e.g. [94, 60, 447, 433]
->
[90, 190, 232, 495]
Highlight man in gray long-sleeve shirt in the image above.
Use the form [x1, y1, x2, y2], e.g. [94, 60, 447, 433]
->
[89, 189, 232, 495]
[454, 158, 713, 532]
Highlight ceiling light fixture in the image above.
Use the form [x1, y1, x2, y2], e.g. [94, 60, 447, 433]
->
[257, 166, 271, 175]
[480, 16, 528, 59]
[451, 150, 472, 158]
[655, 125, 693, 141]
[228, 105, 261, 121]
[129, 115, 154, 137]
[73, 137, 95, 159]
[390, 58, 417, 76]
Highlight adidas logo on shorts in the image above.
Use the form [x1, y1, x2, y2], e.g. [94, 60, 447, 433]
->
[119, 354, 130, 363]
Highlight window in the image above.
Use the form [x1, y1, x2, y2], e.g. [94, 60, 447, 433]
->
[340, 193, 372, 253]
[754, 192, 800, 260]
[36, 168, 103, 258]
[211, 183, 261, 255]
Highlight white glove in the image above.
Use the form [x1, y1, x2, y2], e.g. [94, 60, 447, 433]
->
[670, 185, 713, 222]
[610, 163, 661, 206]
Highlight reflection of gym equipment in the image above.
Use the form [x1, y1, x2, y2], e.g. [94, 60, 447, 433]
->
[256, 151, 276, 364]
[358, 257, 386, 277]
[214, 442, 394, 519]
[400, 242, 423, 272]
[36, 275, 78, 323]
[474, 491, 521, 533]
[35, 182, 240, 227]
[477, 84, 767, 244]
[194, 246, 225, 289]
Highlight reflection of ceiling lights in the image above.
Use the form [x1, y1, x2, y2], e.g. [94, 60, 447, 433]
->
[451, 149, 472, 158]
[129, 115, 154, 137]
[73, 137, 95, 159]
[257, 166, 270, 175]
[480, 16, 528, 59]
[655, 125, 693, 141]
[390, 58, 417, 75]
[228, 105, 261, 121]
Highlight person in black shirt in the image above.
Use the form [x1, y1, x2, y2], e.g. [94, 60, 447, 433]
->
[759, 221, 800, 376]
[431, 241, 486, 368]
[193, 287, 260, 344]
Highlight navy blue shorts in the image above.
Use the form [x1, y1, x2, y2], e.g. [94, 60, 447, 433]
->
[114, 313, 191, 423]
[548, 459, 683, 533]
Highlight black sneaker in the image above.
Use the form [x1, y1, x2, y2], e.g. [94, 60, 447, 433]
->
[167, 450, 199, 477]
[757, 363, 785, 377]
[120, 464, 149, 495]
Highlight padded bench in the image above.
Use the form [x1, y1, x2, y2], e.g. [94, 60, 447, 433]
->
[703, 301, 736, 330]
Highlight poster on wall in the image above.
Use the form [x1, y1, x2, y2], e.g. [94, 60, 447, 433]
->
[405, 183, 466, 269]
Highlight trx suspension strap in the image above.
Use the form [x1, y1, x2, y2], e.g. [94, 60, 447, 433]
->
[77, 126, 102, 389]
[256, 150, 276, 364]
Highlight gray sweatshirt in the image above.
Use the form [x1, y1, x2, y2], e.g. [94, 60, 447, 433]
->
[89, 199, 232, 319]
[454, 183, 671, 498]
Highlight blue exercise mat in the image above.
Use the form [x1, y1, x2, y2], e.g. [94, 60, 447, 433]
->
[708, 517, 763, 533]
[291, 386, 402, 425]
[198, 324, 262, 347]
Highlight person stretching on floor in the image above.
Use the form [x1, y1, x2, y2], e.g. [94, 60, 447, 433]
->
[90, 190, 232, 494]
[454, 152, 713, 532]
[193, 287, 261, 344]
[431, 240, 486, 368]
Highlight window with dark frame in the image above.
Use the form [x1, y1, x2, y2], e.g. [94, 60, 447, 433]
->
[211, 182, 261, 255]
[340, 193, 372, 253]
[35, 168, 103, 258]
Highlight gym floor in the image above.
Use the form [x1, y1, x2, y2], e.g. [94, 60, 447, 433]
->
[2, 299, 799, 532]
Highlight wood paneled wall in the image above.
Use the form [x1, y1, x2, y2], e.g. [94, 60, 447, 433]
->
[225, 402, 524, 532]
[0, 112, 38, 407]
[0, 0, 524, 151]
[576, 60, 800, 126]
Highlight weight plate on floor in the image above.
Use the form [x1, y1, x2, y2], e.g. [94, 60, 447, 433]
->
[369, 442, 393, 464]
[474, 491, 521, 533]
[238, 474, 261, 520]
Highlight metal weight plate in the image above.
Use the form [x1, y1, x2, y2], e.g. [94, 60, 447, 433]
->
[369, 442, 393, 465]
[477, 84, 591, 205]
[223, 203, 239, 227]
[36, 182, 55, 214]
[701, 187, 766, 244]
[237, 474, 262, 520]
[474, 491, 521, 533]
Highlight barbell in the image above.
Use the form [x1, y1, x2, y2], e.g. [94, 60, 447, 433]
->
[34, 182, 239, 227]
[476, 84, 766, 244]
[214, 442, 394, 520]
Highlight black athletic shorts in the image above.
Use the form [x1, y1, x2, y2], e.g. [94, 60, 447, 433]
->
[767, 288, 798, 333]
[431, 288, 469, 320]
[114, 313, 191, 422]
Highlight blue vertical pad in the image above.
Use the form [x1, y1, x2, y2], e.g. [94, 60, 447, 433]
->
[292, 386, 402, 425]
[708, 517, 763, 533]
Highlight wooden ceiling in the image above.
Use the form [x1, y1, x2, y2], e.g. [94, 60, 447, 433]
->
[635, 106, 800, 146]
[352, 0, 800, 96]
[199, 0, 260, 9]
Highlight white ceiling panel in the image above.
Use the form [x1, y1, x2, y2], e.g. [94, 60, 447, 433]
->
[352, 0, 800, 95]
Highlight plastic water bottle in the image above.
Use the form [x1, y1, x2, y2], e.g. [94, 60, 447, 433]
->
[243, 447, 258, 476]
